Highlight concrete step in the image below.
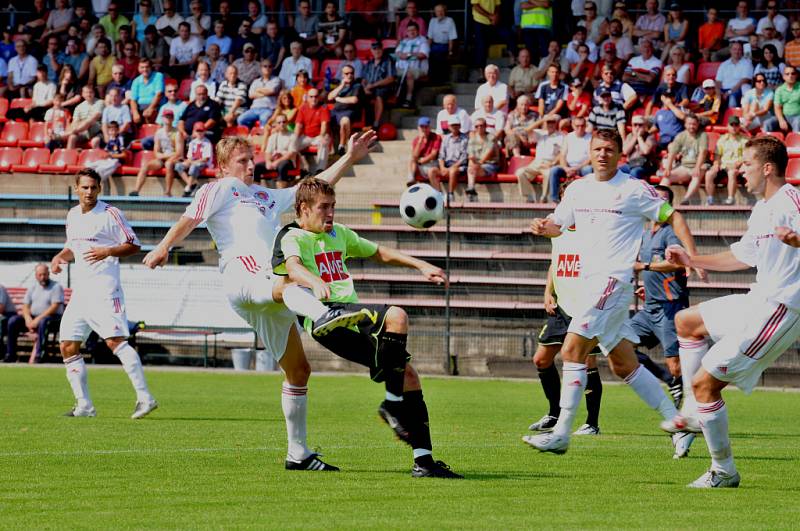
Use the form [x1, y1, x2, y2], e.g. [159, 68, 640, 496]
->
[435, 92, 475, 109]
[452, 82, 481, 95]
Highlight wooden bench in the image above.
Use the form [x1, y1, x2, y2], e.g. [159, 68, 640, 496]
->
[5, 286, 73, 360]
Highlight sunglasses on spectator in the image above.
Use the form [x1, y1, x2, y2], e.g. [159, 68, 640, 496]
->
[786, 71, 798, 76]
[793, 27, 800, 31]
[633, 122, 644, 126]
[584, 5, 595, 10]
[755, 78, 767, 83]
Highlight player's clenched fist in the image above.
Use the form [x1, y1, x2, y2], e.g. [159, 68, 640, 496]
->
[665, 244, 690, 266]
[530, 218, 549, 235]
[143, 246, 169, 269]
[775, 226, 800, 247]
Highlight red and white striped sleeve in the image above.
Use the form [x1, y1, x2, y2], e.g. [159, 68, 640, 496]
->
[105, 205, 140, 246]
[183, 180, 222, 223]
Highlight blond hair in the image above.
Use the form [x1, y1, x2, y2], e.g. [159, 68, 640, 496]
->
[216, 136, 252, 169]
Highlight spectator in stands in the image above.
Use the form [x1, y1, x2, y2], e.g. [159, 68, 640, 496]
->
[755, 44, 785, 90]
[633, 0, 664, 48]
[217, 64, 248, 127]
[588, 89, 626, 138]
[168, 21, 202, 81]
[593, 63, 636, 110]
[177, 122, 214, 197]
[243, 0, 267, 36]
[187, 0, 211, 39]
[471, 0, 503, 68]
[207, 19, 232, 58]
[546, 116, 591, 203]
[463, 117, 498, 202]
[602, 19, 633, 61]
[427, 3, 457, 83]
[236, 59, 280, 128]
[533, 40, 569, 83]
[715, 41, 753, 108]
[98, 2, 128, 44]
[114, 25, 138, 60]
[155, 82, 187, 132]
[256, 115, 297, 187]
[705, 115, 747, 206]
[660, 3, 688, 63]
[764, 65, 800, 132]
[131, 109, 183, 197]
[141, 25, 170, 71]
[514, 114, 562, 203]
[566, 26, 598, 64]
[7, 40, 38, 98]
[660, 113, 708, 205]
[741, 73, 773, 132]
[233, 42, 261, 86]
[758, 1, 787, 40]
[266, 89, 297, 130]
[622, 38, 662, 99]
[217, 0, 241, 37]
[363, 41, 396, 129]
[86, 119, 127, 183]
[231, 19, 260, 63]
[475, 64, 508, 113]
[534, 63, 568, 124]
[86, 24, 108, 57]
[621, 114, 657, 180]
[7, 65, 54, 122]
[471, 94, 505, 139]
[317, 1, 347, 58]
[335, 44, 364, 82]
[579, 1, 606, 46]
[430, 115, 468, 203]
[698, 7, 725, 63]
[0, 28, 14, 65]
[156, 1, 183, 45]
[56, 64, 81, 113]
[436, 93, 472, 135]
[647, 65, 689, 116]
[651, 91, 685, 151]
[757, 21, 784, 58]
[118, 40, 140, 82]
[328, 64, 363, 156]
[690, 78, 721, 127]
[612, 1, 634, 38]
[65, 84, 104, 149]
[131, 0, 156, 43]
[179, 85, 222, 142]
[101, 87, 132, 142]
[129, 58, 164, 125]
[44, 93, 70, 149]
[104, 66, 129, 104]
[16, 0, 48, 42]
[294, 0, 319, 55]
[592, 41, 624, 86]
[407, 116, 441, 186]
[569, 43, 595, 83]
[279, 41, 313, 89]
[0, 284, 17, 361]
[42, 36, 65, 83]
[260, 21, 286, 68]
[89, 38, 115, 98]
[519, 0, 552, 62]
[725, 1, 755, 48]
[293, 88, 331, 173]
[64, 38, 89, 83]
[663, 45, 691, 85]
[41, 0, 72, 44]
[187, 61, 214, 101]
[397, 1, 426, 40]
[567, 78, 592, 118]
[4, 264, 64, 364]
[396, 22, 429, 108]
[785, 23, 800, 69]
[205, 43, 228, 85]
[504, 94, 537, 157]
[508, 48, 537, 102]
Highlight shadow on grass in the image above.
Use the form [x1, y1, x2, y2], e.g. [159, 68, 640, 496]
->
[144, 416, 283, 422]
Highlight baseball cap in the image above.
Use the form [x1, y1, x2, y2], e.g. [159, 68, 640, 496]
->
[600, 90, 612, 97]
[447, 115, 461, 125]
[728, 115, 741, 125]
[418, 116, 431, 126]
[702, 78, 715, 89]
[193, 121, 206, 132]
[603, 41, 616, 52]
[632, 116, 645, 125]
[762, 20, 775, 29]
[544, 114, 559, 121]
[162, 109, 175, 117]
[243, 42, 256, 52]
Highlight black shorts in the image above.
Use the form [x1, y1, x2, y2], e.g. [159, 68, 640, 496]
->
[537, 305, 571, 346]
[308, 302, 410, 382]
[331, 108, 357, 126]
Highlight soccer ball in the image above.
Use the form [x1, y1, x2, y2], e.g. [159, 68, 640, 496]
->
[399, 183, 444, 229]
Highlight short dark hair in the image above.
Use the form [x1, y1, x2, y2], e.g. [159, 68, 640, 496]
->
[178, 21, 190, 30]
[75, 168, 102, 184]
[407, 21, 419, 30]
[591, 128, 622, 152]
[654, 184, 674, 205]
[295, 177, 335, 216]
[108, 120, 119, 129]
[746, 136, 788, 176]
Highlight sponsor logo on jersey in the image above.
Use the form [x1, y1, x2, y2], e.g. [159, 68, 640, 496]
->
[315, 251, 348, 282]
[556, 254, 581, 277]
[754, 233, 776, 247]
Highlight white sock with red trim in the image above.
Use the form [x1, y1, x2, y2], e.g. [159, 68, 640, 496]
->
[696, 399, 736, 475]
[625, 364, 678, 420]
[282, 382, 312, 461]
[282, 285, 328, 321]
[114, 342, 153, 403]
[678, 336, 707, 417]
[64, 355, 93, 410]
[551, 362, 587, 438]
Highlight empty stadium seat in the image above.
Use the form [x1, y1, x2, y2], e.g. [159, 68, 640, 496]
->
[223, 125, 249, 136]
[40, 148, 79, 173]
[67, 149, 109, 172]
[178, 78, 193, 101]
[381, 38, 398, 50]
[0, 122, 27, 147]
[0, 146, 23, 171]
[320, 59, 344, 80]
[11, 147, 49, 172]
[694, 62, 721, 85]
[0, 98, 8, 123]
[787, 158, 800, 185]
[706, 131, 720, 158]
[121, 150, 155, 175]
[130, 124, 159, 150]
[354, 39, 373, 60]
[787, 132, 800, 157]
[7, 98, 32, 120]
[18, 122, 47, 148]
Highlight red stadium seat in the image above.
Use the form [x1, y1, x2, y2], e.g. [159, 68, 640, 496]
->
[67, 149, 109, 172]
[787, 132, 800, 157]
[786, 158, 800, 185]
[694, 62, 721, 85]
[130, 124, 159, 150]
[320, 59, 344, 80]
[381, 39, 398, 50]
[706, 131, 720, 159]
[121, 150, 155, 175]
[223, 125, 249, 136]
[8, 98, 32, 113]
[0, 122, 28, 147]
[354, 39, 373, 60]
[311, 58, 320, 80]
[0, 146, 22, 171]
[40, 148, 80, 173]
[763, 131, 784, 141]
[507, 156, 535, 174]
[11, 147, 49, 172]
[18, 122, 47, 148]
[0, 98, 8, 122]
[178, 78, 193, 101]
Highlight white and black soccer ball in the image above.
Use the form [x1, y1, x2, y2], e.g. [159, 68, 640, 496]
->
[399, 183, 445, 229]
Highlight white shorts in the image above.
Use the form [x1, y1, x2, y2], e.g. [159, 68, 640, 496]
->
[700, 293, 800, 394]
[222, 255, 296, 362]
[59, 294, 130, 342]
[567, 276, 639, 355]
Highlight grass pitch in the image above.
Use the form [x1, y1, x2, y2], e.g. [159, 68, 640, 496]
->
[1, 366, 799, 529]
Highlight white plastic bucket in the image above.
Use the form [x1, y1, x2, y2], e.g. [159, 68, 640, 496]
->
[231, 348, 253, 370]
[255, 350, 277, 372]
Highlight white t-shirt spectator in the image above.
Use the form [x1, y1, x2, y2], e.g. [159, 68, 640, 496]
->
[8, 55, 38, 86]
[188, 14, 211, 38]
[187, 136, 214, 167]
[279, 55, 313, 89]
[32, 80, 56, 105]
[190, 78, 217, 101]
[626, 55, 663, 77]
[565, 39, 598, 63]
[601, 37, 634, 60]
[170, 36, 203, 64]
[435, 108, 472, 134]
[428, 16, 457, 45]
[562, 131, 591, 167]
[757, 15, 788, 38]
[716, 57, 754, 91]
[474, 81, 509, 112]
[532, 130, 563, 164]
[727, 16, 756, 43]
[249, 76, 282, 109]
[156, 13, 184, 44]
[396, 36, 430, 73]
[470, 108, 505, 136]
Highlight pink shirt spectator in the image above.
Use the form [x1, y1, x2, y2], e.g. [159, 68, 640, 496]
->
[397, 16, 427, 40]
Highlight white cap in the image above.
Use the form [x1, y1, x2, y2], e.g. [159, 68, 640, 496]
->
[702, 79, 715, 89]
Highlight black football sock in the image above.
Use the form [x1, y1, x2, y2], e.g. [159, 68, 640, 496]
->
[379, 332, 408, 398]
[538, 363, 561, 418]
[404, 389, 434, 467]
[584, 367, 603, 427]
[636, 350, 671, 384]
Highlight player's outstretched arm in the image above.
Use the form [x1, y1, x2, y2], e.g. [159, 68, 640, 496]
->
[665, 245, 750, 272]
[316, 130, 378, 187]
[143, 215, 201, 268]
[370, 245, 447, 285]
[664, 210, 708, 281]
[776, 226, 800, 248]
[50, 248, 74, 274]
[530, 217, 563, 238]
[286, 256, 331, 300]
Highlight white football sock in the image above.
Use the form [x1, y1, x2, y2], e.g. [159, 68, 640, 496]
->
[385, 391, 403, 402]
[678, 336, 707, 416]
[625, 364, 678, 420]
[64, 354, 93, 410]
[282, 382, 312, 461]
[282, 285, 328, 321]
[696, 399, 736, 475]
[114, 342, 154, 403]
[552, 362, 587, 438]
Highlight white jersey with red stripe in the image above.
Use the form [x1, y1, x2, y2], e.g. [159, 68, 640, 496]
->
[184, 177, 297, 271]
[550, 226, 583, 318]
[550, 171, 672, 284]
[65, 200, 139, 299]
[730, 183, 800, 312]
